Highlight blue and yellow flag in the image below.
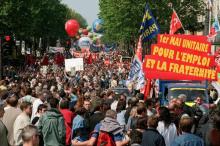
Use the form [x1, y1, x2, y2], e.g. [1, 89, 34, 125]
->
[140, 3, 160, 41]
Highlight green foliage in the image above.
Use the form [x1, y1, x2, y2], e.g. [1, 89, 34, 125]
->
[99, 0, 206, 44]
[0, 0, 87, 39]
[148, 0, 206, 33]
[99, 0, 145, 43]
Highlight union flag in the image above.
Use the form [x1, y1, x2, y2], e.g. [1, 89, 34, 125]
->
[169, 11, 183, 34]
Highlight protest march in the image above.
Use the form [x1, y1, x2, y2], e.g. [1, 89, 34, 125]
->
[0, 0, 220, 146]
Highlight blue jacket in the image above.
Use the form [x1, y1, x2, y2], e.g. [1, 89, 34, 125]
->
[72, 115, 89, 142]
[171, 132, 204, 146]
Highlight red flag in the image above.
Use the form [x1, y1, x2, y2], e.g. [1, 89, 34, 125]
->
[144, 79, 151, 101]
[136, 37, 142, 61]
[87, 53, 93, 64]
[169, 11, 182, 34]
[54, 53, 64, 66]
[41, 55, 49, 66]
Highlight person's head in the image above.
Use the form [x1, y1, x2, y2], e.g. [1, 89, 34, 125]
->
[83, 100, 91, 111]
[116, 99, 126, 113]
[72, 88, 77, 95]
[130, 106, 137, 117]
[106, 90, 114, 98]
[102, 102, 111, 113]
[49, 98, 59, 109]
[22, 125, 39, 146]
[6, 94, 18, 107]
[158, 107, 171, 126]
[0, 104, 5, 118]
[179, 116, 193, 133]
[145, 99, 153, 109]
[37, 104, 47, 115]
[20, 102, 32, 116]
[178, 94, 187, 102]
[37, 92, 45, 102]
[136, 116, 148, 129]
[92, 98, 104, 112]
[75, 106, 87, 116]
[105, 109, 117, 119]
[147, 116, 159, 129]
[128, 97, 139, 107]
[120, 94, 126, 101]
[136, 102, 147, 116]
[213, 111, 220, 130]
[59, 99, 69, 110]
[59, 90, 66, 98]
[168, 101, 180, 113]
[25, 88, 32, 95]
[176, 98, 184, 109]
[195, 97, 203, 105]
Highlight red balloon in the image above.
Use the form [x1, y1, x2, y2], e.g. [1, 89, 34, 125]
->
[82, 29, 89, 35]
[65, 19, 80, 37]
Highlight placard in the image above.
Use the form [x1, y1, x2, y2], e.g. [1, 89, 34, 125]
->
[143, 34, 217, 81]
[65, 58, 84, 72]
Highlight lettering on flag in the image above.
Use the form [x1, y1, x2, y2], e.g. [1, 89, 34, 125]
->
[140, 3, 160, 41]
[169, 11, 183, 34]
[128, 57, 142, 80]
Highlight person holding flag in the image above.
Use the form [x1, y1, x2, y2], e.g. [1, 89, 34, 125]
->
[127, 2, 160, 100]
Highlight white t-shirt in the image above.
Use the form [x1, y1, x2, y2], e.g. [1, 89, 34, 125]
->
[111, 100, 118, 111]
[31, 99, 43, 120]
[157, 121, 177, 146]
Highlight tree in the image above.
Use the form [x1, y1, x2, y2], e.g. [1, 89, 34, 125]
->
[148, 0, 206, 33]
[0, 0, 33, 37]
[99, 0, 206, 47]
[99, 0, 145, 41]
[0, 0, 88, 47]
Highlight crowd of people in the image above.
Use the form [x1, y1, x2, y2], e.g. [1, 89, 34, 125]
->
[0, 51, 220, 146]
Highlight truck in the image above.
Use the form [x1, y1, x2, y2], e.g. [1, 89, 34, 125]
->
[158, 80, 209, 105]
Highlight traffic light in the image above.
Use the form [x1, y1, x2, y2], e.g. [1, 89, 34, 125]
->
[5, 36, 11, 41]
[1, 35, 14, 57]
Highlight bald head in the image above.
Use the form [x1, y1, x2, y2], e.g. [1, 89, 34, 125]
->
[178, 94, 187, 102]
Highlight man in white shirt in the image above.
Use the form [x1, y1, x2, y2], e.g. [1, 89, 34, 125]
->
[14, 102, 32, 146]
[31, 92, 46, 120]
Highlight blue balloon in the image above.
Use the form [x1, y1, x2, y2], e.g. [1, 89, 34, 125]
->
[92, 19, 104, 33]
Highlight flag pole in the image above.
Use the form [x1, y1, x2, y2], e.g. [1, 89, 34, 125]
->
[208, 1, 212, 34]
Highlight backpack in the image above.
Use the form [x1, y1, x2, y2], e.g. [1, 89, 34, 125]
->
[97, 131, 116, 146]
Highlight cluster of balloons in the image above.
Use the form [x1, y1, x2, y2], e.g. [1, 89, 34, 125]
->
[65, 18, 104, 49]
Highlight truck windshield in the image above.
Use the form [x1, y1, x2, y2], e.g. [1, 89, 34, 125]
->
[168, 88, 207, 102]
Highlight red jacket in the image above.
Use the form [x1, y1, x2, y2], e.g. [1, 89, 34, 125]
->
[60, 109, 75, 145]
[54, 54, 64, 66]
[41, 55, 49, 65]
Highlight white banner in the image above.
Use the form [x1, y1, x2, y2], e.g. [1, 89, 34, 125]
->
[48, 47, 64, 53]
[65, 58, 84, 72]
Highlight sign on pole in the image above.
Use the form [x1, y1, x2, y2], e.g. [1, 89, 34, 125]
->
[65, 58, 84, 72]
[143, 34, 217, 81]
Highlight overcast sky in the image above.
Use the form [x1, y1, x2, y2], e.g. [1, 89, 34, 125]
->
[62, 0, 99, 25]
